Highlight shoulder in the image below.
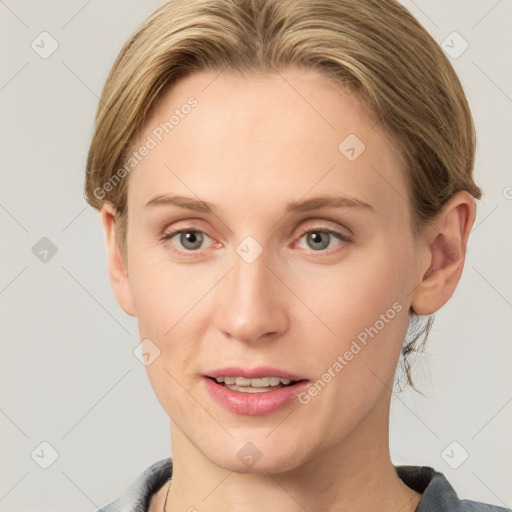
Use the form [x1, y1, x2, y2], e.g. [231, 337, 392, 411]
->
[97, 457, 173, 512]
[395, 465, 510, 512]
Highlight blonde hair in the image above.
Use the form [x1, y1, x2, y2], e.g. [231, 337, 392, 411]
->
[84, 0, 481, 389]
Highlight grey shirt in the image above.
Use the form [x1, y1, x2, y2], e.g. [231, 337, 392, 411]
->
[97, 457, 510, 512]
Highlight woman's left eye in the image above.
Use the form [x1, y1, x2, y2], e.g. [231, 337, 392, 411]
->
[295, 228, 351, 252]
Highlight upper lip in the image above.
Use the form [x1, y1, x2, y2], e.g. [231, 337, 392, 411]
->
[205, 366, 308, 381]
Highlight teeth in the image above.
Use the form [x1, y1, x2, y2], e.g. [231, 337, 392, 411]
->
[214, 376, 294, 387]
[236, 377, 252, 386]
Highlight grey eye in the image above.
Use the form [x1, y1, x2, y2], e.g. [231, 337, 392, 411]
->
[177, 231, 204, 250]
[306, 231, 331, 250]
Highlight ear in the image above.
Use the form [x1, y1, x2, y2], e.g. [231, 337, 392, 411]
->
[411, 191, 477, 316]
[100, 203, 136, 317]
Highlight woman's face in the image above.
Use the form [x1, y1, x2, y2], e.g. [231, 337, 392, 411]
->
[116, 67, 429, 472]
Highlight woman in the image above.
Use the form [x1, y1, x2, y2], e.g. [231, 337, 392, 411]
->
[84, 0, 509, 510]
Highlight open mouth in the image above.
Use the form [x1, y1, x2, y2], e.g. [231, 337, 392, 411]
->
[204, 372, 311, 415]
[208, 376, 304, 393]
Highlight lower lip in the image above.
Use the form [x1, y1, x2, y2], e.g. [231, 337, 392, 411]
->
[204, 377, 310, 416]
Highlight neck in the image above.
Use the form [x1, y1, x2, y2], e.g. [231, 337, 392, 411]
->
[156, 388, 421, 512]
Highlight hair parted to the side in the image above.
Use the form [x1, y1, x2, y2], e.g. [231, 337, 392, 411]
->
[84, 0, 481, 391]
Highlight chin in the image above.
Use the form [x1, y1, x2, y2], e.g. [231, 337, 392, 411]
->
[201, 434, 313, 475]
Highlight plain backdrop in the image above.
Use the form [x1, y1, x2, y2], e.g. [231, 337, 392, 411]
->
[1, 1, 511, 511]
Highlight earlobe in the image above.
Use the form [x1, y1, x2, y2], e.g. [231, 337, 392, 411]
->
[411, 191, 476, 316]
[100, 203, 136, 317]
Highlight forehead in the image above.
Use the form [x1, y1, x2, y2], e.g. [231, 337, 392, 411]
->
[127, 67, 409, 221]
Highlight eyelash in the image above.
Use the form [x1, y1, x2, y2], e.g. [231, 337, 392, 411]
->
[160, 223, 352, 257]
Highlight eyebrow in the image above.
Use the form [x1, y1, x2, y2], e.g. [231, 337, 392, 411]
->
[144, 193, 374, 213]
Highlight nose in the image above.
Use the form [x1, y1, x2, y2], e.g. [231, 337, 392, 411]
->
[214, 247, 289, 345]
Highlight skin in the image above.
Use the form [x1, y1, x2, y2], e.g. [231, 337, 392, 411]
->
[100, 67, 476, 512]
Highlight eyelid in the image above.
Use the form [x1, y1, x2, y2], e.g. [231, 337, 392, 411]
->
[296, 221, 353, 241]
[160, 219, 212, 241]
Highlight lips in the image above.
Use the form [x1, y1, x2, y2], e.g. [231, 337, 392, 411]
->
[203, 366, 310, 415]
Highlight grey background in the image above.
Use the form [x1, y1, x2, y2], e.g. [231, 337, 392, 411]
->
[1, 1, 511, 511]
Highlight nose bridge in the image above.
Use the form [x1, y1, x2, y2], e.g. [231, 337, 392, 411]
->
[215, 238, 286, 343]
[233, 244, 269, 304]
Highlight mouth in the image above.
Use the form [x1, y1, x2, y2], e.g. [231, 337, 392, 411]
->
[203, 367, 310, 415]
[207, 375, 304, 393]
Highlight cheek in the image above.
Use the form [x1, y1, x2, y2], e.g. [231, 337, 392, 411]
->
[299, 247, 409, 339]
[127, 242, 203, 337]
[290, 259, 411, 434]
[126, 243, 218, 374]
[133, 257, 208, 421]
[294, 246, 412, 392]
